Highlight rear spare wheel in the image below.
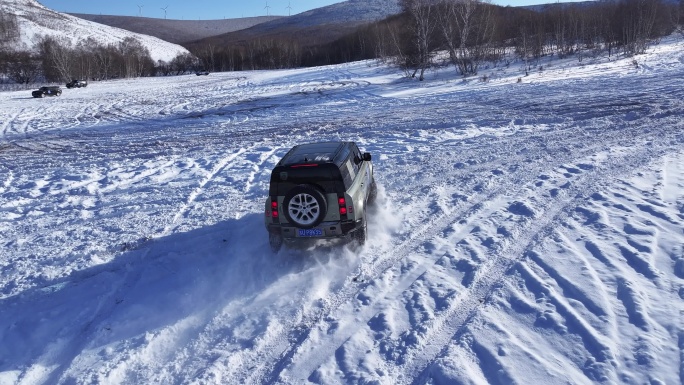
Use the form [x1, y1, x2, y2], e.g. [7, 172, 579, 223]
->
[283, 185, 328, 229]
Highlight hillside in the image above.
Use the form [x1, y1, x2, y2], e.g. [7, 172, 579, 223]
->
[69, 14, 282, 44]
[183, 0, 402, 47]
[1, 0, 188, 62]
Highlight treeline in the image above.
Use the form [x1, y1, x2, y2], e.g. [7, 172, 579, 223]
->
[0, 8, 199, 87]
[0, 36, 198, 87]
[190, 0, 683, 78]
[1, 0, 682, 86]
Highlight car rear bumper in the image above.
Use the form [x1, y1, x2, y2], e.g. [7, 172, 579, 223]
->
[267, 219, 362, 239]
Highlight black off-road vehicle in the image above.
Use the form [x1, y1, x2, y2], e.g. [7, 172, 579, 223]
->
[66, 79, 88, 88]
[32, 86, 62, 98]
[265, 141, 377, 252]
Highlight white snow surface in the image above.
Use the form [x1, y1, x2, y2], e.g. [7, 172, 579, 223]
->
[2, 0, 189, 62]
[1, 36, 684, 385]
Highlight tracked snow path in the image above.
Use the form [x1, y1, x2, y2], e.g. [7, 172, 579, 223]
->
[1, 36, 683, 385]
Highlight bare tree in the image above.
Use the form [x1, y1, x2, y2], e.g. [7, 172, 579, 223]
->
[400, 0, 437, 80]
[117, 37, 154, 77]
[93, 43, 118, 80]
[169, 52, 196, 75]
[437, 0, 496, 76]
[36, 35, 73, 81]
[618, 0, 661, 55]
[3, 50, 41, 85]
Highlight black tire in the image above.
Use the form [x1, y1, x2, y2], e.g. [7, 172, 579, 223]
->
[40, 93, 45, 98]
[283, 184, 328, 229]
[269, 232, 283, 253]
[367, 178, 378, 206]
[56, 91, 61, 96]
[352, 214, 367, 247]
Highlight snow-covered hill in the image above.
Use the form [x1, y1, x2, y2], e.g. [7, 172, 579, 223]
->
[0, 34, 683, 384]
[2, 0, 189, 62]
[68, 14, 283, 44]
[282, 0, 402, 26]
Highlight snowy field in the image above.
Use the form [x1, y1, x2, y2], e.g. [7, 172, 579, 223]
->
[1, 36, 683, 385]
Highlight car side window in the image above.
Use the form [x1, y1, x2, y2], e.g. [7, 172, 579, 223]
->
[340, 162, 353, 189]
[351, 145, 362, 173]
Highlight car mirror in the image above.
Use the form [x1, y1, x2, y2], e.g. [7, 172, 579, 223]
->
[362, 152, 372, 161]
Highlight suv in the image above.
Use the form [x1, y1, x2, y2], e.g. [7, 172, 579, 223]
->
[66, 79, 88, 88]
[264, 141, 377, 252]
[195, 70, 209, 76]
[32, 86, 62, 98]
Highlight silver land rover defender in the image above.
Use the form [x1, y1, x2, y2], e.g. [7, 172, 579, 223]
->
[265, 141, 377, 252]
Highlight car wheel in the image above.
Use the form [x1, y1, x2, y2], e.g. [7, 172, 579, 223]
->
[57, 91, 62, 96]
[269, 232, 283, 253]
[283, 184, 327, 229]
[367, 178, 378, 206]
[40, 93, 45, 98]
[352, 214, 367, 247]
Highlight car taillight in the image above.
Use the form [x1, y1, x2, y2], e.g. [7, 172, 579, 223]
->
[338, 197, 347, 215]
[271, 200, 278, 218]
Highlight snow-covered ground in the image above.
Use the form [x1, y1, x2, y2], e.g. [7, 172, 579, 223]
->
[1, 36, 683, 385]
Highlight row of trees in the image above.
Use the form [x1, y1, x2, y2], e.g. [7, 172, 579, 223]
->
[187, 0, 682, 78]
[358, 0, 682, 80]
[0, 35, 202, 87]
[0, 36, 161, 86]
[0, 8, 201, 87]
[1, 0, 683, 86]
[191, 39, 304, 73]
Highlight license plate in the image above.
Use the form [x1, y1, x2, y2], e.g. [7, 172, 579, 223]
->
[298, 228, 323, 237]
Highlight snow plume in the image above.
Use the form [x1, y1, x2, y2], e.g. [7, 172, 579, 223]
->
[368, 182, 404, 246]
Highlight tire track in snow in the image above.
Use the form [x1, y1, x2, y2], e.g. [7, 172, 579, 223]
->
[0, 109, 23, 138]
[261, 125, 682, 384]
[388, 135, 681, 385]
[235, 126, 644, 384]
[0, 169, 13, 194]
[153, 148, 247, 238]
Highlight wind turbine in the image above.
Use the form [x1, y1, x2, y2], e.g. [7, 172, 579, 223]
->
[137, 4, 144, 17]
[264, 1, 271, 16]
[160, 5, 168, 19]
[286, 1, 292, 16]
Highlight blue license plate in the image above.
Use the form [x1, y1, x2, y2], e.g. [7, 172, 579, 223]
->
[298, 228, 323, 237]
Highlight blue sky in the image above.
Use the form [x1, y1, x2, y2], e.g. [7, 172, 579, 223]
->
[37, 0, 562, 20]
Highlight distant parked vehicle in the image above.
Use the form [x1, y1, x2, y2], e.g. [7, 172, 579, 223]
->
[66, 79, 88, 88]
[32, 86, 62, 98]
[195, 70, 209, 76]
